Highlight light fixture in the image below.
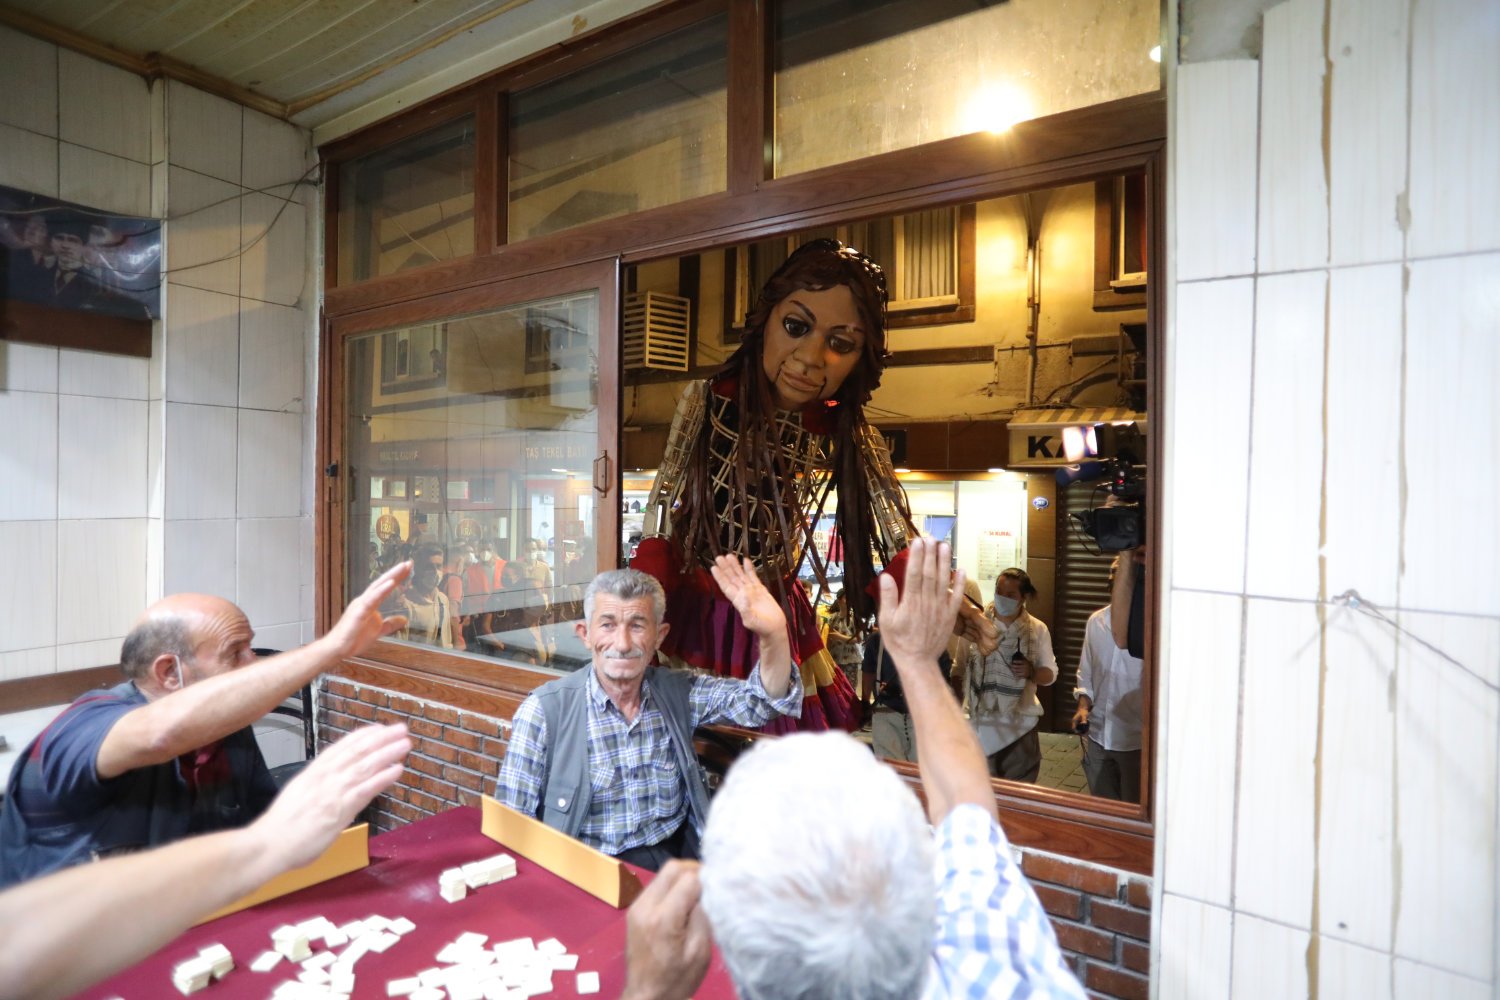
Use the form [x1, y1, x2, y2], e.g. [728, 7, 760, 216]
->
[961, 82, 1033, 135]
[1149, 45, 1161, 63]
[894, 467, 912, 475]
[987, 467, 1004, 474]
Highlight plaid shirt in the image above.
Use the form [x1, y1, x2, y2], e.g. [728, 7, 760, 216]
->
[923, 804, 1087, 999]
[496, 664, 801, 855]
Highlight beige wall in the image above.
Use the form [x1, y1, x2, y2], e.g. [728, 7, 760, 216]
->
[0, 27, 318, 675]
[1157, 0, 1499, 996]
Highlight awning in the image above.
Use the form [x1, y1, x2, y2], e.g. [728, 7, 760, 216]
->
[1005, 406, 1148, 430]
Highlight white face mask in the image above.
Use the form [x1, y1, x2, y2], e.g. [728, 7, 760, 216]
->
[994, 595, 1021, 618]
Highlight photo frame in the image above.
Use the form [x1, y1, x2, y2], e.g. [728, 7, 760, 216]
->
[0, 185, 160, 356]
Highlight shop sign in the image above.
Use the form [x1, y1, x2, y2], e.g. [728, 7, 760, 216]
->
[375, 514, 401, 541]
[1008, 428, 1082, 467]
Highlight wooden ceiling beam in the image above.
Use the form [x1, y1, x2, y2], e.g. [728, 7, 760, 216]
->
[0, 4, 291, 120]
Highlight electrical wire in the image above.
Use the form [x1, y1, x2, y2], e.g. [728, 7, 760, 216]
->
[160, 161, 322, 275]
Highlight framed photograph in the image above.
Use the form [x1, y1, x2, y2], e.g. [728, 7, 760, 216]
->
[0, 185, 160, 355]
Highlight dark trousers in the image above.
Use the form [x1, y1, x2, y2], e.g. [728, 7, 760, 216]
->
[985, 728, 1042, 783]
[613, 820, 699, 873]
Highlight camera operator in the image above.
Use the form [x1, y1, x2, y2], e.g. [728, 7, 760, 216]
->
[1072, 551, 1145, 802]
[963, 568, 1057, 782]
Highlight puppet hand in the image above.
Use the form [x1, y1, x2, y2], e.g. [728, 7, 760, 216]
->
[956, 600, 1000, 655]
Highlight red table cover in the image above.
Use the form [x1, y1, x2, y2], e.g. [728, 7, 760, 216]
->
[75, 806, 737, 999]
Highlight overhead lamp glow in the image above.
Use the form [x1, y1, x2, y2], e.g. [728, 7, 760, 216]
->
[987, 467, 1004, 474]
[1149, 45, 1161, 63]
[962, 82, 1033, 135]
[894, 467, 912, 475]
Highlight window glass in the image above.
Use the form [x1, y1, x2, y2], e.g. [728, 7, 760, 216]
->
[337, 116, 476, 284]
[774, 0, 1160, 176]
[344, 291, 602, 673]
[507, 14, 727, 242]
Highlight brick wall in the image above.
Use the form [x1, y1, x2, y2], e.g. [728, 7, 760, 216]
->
[320, 677, 1153, 998]
[1018, 850, 1152, 999]
[317, 677, 511, 834]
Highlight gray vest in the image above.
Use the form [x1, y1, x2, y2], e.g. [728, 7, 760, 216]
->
[534, 666, 711, 842]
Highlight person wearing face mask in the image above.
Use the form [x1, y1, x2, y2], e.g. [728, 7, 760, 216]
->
[495, 562, 800, 871]
[963, 567, 1057, 783]
[440, 545, 470, 650]
[0, 565, 413, 889]
[399, 553, 455, 649]
[463, 540, 503, 641]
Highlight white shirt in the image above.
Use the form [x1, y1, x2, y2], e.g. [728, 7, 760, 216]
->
[1075, 607, 1143, 752]
[967, 608, 1056, 755]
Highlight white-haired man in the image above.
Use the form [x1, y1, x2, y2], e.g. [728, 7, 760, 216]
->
[621, 538, 1085, 999]
[495, 558, 801, 871]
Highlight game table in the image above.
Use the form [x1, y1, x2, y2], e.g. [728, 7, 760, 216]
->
[76, 807, 737, 999]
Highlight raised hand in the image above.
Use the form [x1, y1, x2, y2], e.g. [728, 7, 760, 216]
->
[878, 537, 966, 667]
[326, 561, 412, 658]
[710, 554, 786, 640]
[252, 722, 411, 872]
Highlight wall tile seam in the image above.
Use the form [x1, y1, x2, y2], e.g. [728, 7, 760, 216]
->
[2, 120, 159, 169]
[1172, 586, 1500, 624]
[161, 161, 250, 196]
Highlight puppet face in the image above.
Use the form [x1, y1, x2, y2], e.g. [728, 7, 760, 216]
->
[760, 283, 868, 409]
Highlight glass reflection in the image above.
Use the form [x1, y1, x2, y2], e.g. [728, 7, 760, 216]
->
[344, 291, 602, 674]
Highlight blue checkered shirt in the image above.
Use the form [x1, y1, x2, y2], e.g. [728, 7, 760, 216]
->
[922, 804, 1087, 999]
[496, 664, 802, 855]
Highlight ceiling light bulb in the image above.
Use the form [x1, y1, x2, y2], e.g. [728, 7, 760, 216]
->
[1149, 45, 1162, 63]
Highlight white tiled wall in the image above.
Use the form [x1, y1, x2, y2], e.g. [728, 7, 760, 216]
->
[1160, 0, 1500, 996]
[0, 28, 317, 676]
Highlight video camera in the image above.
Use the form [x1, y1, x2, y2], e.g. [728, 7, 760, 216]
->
[1057, 457, 1146, 553]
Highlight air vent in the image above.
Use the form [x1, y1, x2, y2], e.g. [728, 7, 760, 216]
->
[623, 291, 690, 372]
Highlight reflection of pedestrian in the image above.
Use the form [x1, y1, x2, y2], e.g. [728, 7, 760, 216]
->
[1073, 558, 1144, 802]
[964, 568, 1057, 783]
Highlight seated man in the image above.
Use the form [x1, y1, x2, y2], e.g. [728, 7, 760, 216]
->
[621, 538, 1085, 999]
[0, 563, 411, 888]
[495, 558, 800, 871]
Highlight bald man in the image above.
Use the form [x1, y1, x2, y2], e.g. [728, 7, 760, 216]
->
[0, 563, 412, 889]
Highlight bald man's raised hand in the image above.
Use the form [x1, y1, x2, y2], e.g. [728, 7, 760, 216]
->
[325, 561, 412, 658]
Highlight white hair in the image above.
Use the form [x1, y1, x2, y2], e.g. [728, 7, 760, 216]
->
[582, 567, 666, 624]
[700, 732, 936, 1000]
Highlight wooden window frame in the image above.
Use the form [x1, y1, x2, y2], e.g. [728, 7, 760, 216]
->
[1093, 173, 1149, 311]
[318, 0, 1165, 874]
[720, 204, 977, 343]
